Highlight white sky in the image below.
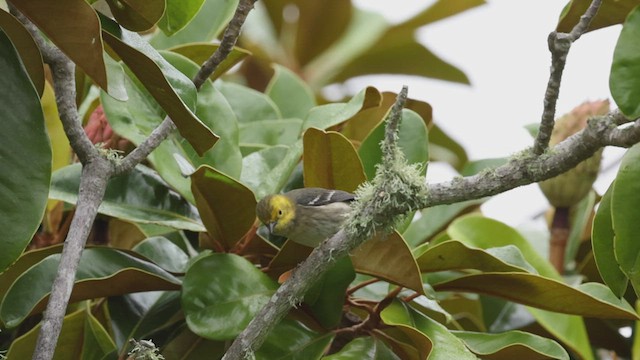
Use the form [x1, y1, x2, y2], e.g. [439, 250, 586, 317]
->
[349, 0, 624, 225]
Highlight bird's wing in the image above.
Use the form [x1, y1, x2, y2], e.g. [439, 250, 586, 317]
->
[287, 188, 355, 207]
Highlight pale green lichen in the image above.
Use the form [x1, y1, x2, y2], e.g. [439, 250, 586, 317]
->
[128, 339, 164, 360]
[96, 143, 124, 163]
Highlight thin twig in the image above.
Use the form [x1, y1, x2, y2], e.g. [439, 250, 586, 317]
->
[532, 0, 602, 155]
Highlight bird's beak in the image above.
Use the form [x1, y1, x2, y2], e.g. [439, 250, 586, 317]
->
[267, 222, 276, 234]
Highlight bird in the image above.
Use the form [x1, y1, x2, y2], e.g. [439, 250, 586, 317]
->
[255, 188, 355, 247]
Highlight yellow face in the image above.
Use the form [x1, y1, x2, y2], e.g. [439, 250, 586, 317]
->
[255, 194, 295, 235]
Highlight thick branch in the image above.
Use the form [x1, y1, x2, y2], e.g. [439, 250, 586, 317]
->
[533, 0, 602, 155]
[33, 161, 112, 360]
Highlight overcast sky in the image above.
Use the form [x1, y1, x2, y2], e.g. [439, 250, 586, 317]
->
[349, 0, 624, 225]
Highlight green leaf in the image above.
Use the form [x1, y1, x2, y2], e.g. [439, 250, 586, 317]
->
[102, 26, 218, 155]
[358, 109, 429, 180]
[557, 0, 640, 33]
[448, 215, 557, 278]
[416, 240, 536, 274]
[397, 0, 485, 30]
[0, 9, 44, 96]
[7, 309, 116, 360]
[216, 81, 282, 122]
[150, 0, 239, 49]
[0, 31, 50, 272]
[158, 0, 206, 35]
[565, 190, 596, 266]
[162, 327, 226, 359]
[105, 0, 164, 32]
[240, 143, 303, 199]
[240, 119, 303, 150]
[266, 64, 317, 119]
[191, 165, 257, 250]
[1, 247, 181, 327]
[447, 215, 594, 360]
[610, 6, 640, 118]
[258, 318, 335, 359]
[593, 185, 628, 297]
[10, 0, 107, 89]
[453, 330, 569, 360]
[108, 291, 182, 350]
[304, 87, 381, 130]
[304, 257, 355, 328]
[50, 164, 205, 232]
[403, 199, 484, 247]
[434, 273, 638, 320]
[381, 300, 477, 360]
[428, 124, 468, 170]
[162, 51, 243, 178]
[612, 144, 640, 296]
[169, 42, 251, 81]
[133, 236, 189, 273]
[303, 128, 366, 191]
[351, 232, 426, 296]
[323, 336, 401, 360]
[183, 253, 278, 339]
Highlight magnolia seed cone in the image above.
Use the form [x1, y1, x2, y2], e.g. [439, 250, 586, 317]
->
[538, 100, 608, 208]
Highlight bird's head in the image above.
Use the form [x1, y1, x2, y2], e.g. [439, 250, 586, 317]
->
[256, 194, 296, 236]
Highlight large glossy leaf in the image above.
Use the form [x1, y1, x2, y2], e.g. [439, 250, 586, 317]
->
[448, 215, 557, 278]
[610, 6, 640, 118]
[0, 9, 44, 96]
[258, 318, 335, 359]
[303, 128, 365, 191]
[434, 273, 638, 320]
[163, 51, 243, 178]
[304, 256, 355, 328]
[453, 330, 569, 360]
[304, 87, 381, 130]
[105, 0, 164, 32]
[266, 64, 317, 119]
[557, 0, 640, 32]
[216, 81, 282, 122]
[416, 240, 535, 274]
[323, 336, 401, 360]
[428, 124, 468, 170]
[612, 144, 640, 296]
[403, 199, 484, 247]
[592, 185, 628, 297]
[183, 253, 278, 339]
[158, 0, 206, 35]
[378, 325, 432, 360]
[133, 236, 189, 273]
[447, 215, 594, 360]
[351, 232, 426, 296]
[240, 118, 302, 151]
[241, 143, 303, 199]
[11, 0, 107, 89]
[191, 165, 257, 250]
[397, 0, 485, 30]
[0, 31, 50, 272]
[169, 43, 251, 81]
[150, 0, 239, 49]
[6, 309, 116, 359]
[331, 27, 468, 85]
[1, 247, 181, 327]
[162, 327, 226, 359]
[50, 163, 205, 232]
[358, 109, 429, 180]
[102, 27, 217, 155]
[381, 300, 477, 360]
[108, 291, 182, 350]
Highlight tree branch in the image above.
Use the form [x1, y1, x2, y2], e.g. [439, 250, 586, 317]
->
[533, 0, 602, 155]
[114, 0, 258, 174]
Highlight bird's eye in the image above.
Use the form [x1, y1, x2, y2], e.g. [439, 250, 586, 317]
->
[278, 209, 283, 216]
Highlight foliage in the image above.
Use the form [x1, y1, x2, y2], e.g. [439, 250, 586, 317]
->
[1, 0, 640, 359]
